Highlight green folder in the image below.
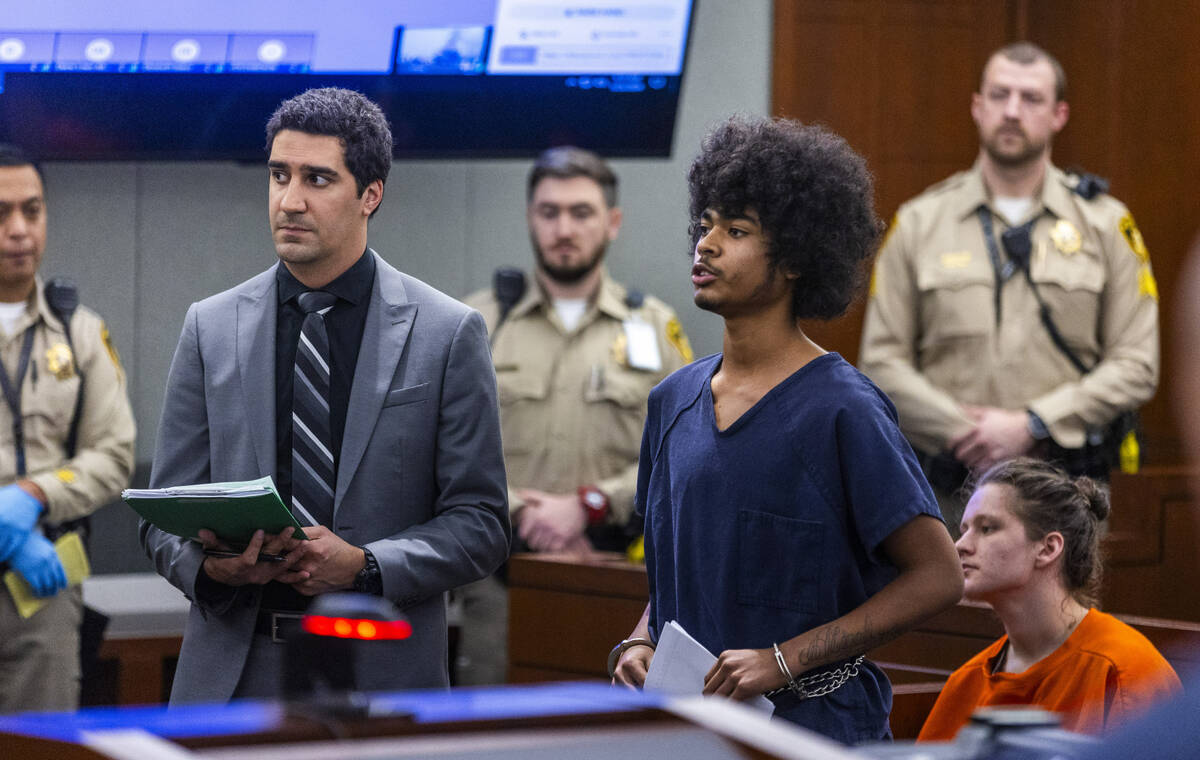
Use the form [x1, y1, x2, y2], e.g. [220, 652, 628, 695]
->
[122, 476, 308, 547]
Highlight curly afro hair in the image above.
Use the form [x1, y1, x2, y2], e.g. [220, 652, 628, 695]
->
[687, 115, 882, 320]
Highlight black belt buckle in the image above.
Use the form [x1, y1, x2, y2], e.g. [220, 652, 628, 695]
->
[265, 611, 304, 643]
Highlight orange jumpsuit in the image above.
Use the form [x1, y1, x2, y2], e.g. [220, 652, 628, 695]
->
[918, 609, 1181, 740]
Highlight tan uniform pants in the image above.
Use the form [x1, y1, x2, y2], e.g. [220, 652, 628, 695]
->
[0, 584, 82, 713]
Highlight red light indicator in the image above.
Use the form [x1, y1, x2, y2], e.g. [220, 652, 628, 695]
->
[302, 615, 413, 640]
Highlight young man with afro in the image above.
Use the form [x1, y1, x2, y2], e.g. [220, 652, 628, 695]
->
[611, 115, 962, 744]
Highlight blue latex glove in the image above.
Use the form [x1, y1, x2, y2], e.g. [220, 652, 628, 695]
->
[10, 533, 67, 598]
[0, 484, 43, 563]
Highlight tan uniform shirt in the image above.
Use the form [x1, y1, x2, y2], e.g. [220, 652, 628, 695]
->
[465, 270, 692, 526]
[860, 162, 1159, 453]
[0, 279, 136, 526]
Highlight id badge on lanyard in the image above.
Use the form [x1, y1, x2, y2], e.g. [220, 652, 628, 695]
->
[622, 319, 662, 372]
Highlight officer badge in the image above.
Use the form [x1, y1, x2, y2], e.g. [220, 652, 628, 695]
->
[46, 343, 75, 380]
[611, 332, 629, 367]
[1050, 220, 1082, 256]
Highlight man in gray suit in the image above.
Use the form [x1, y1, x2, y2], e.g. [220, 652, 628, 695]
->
[141, 88, 509, 703]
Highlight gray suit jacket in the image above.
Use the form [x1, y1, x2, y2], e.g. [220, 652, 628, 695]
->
[140, 251, 510, 703]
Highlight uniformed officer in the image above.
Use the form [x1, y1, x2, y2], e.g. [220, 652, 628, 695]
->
[859, 42, 1158, 535]
[455, 146, 692, 684]
[0, 144, 136, 711]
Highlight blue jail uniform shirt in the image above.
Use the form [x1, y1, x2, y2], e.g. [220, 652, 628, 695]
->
[636, 352, 942, 744]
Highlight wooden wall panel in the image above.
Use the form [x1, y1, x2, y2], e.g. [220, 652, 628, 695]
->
[773, 0, 1011, 366]
[507, 553, 648, 682]
[774, 0, 1200, 466]
[1023, 0, 1200, 464]
[1103, 469, 1200, 621]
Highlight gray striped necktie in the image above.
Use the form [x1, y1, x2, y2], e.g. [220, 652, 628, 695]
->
[292, 290, 338, 528]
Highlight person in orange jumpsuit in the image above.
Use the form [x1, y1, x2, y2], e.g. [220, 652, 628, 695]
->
[919, 457, 1180, 740]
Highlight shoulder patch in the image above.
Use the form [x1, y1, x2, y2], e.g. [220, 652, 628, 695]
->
[665, 317, 693, 363]
[1138, 265, 1159, 301]
[101, 324, 125, 378]
[878, 212, 900, 253]
[1118, 213, 1150, 262]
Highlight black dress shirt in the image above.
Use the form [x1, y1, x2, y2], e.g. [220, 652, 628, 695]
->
[264, 249, 374, 611]
[273, 250, 375, 508]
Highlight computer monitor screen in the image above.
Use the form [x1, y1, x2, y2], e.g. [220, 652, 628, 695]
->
[0, 0, 695, 159]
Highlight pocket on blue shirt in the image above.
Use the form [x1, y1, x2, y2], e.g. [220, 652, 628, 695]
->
[736, 509, 824, 614]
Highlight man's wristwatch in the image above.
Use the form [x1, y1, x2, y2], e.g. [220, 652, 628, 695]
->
[353, 547, 383, 595]
[577, 485, 609, 526]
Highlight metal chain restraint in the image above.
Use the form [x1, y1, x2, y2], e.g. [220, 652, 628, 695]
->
[764, 655, 865, 701]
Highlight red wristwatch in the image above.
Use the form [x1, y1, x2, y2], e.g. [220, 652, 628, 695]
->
[577, 485, 610, 526]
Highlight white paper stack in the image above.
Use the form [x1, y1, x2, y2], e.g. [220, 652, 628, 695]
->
[645, 620, 775, 712]
[122, 476, 279, 499]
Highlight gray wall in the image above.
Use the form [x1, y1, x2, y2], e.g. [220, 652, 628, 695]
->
[41, 1, 771, 573]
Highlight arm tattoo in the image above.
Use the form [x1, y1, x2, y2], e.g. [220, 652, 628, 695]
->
[795, 615, 903, 670]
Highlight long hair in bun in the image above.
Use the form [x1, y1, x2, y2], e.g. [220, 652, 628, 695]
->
[973, 457, 1109, 606]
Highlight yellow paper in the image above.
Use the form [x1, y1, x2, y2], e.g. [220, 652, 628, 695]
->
[3, 532, 91, 618]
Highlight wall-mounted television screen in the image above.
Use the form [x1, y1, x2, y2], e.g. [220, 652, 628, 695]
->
[0, 0, 695, 160]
